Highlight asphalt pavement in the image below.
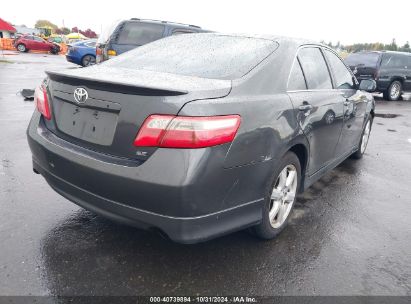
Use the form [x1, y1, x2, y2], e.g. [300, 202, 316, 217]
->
[0, 51, 410, 297]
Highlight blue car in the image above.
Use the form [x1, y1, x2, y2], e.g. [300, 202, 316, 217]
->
[66, 40, 97, 67]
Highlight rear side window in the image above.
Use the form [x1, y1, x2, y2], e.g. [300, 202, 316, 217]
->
[116, 22, 165, 45]
[381, 54, 408, 68]
[298, 47, 332, 90]
[106, 34, 278, 80]
[324, 49, 355, 89]
[172, 29, 195, 35]
[288, 59, 307, 91]
[85, 41, 96, 47]
[345, 53, 380, 68]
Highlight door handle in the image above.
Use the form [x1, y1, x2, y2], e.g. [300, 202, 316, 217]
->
[298, 103, 313, 111]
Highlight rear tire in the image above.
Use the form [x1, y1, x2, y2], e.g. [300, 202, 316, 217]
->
[50, 46, 60, 55]
[17, 44, 26, 52]
[252, 151, 301, 240]
[81, 55, 96, 67]
[351, 116, 372, 159]
[386, 81, 402, 101]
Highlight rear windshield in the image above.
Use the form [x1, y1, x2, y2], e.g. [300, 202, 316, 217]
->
[115, 22, 165, 45]
[105, 34, 278, 80]
[344, 53, 380, 67]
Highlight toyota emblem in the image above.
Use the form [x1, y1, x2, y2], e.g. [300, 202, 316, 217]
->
[73, 87, 88, 104]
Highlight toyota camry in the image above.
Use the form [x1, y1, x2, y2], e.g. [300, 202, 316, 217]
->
[27, 33, 376, 243]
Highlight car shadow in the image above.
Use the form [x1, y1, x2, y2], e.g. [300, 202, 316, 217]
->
[40, 159, 362, 296]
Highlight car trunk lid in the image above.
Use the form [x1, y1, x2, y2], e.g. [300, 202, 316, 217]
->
[44, 67, 231, 161]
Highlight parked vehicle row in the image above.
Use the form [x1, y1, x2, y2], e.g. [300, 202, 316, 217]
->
[28, 33, 375, 243]
[345, 51, 411, 101]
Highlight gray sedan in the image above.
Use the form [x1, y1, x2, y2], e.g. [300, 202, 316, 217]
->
[27, 33, 375, 243]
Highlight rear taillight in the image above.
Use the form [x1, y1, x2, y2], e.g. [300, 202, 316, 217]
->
[34, 85, 51, 120]
[134, 115, 241, 148]
[107, 49, 117, 57]
[96, 47, 102, 55]
[374, 69, 380, 80]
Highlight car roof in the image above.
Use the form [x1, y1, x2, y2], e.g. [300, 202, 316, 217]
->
[72, 39, 96, 45]
[127, 18, 202, 29]
[352, 50, 411, 56]
[182, 32, 324, 48]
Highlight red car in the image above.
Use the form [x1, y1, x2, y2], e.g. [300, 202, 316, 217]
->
[14, 35, 60, 54]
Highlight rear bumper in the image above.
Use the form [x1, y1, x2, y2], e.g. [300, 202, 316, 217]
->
[27, 113, 266, 243]
[65, 55, 80, 65]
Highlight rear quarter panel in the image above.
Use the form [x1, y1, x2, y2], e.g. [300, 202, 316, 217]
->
[179, 94, 298, 169]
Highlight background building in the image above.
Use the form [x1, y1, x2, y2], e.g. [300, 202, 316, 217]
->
[0, 18, 16, 38]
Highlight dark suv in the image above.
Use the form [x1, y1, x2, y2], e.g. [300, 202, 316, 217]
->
[345, 51, 411, 101]
[96, 18, 209, 63]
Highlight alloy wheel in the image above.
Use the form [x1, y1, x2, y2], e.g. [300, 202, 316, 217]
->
[360, 120, 371, 154]
[83, 55, 96, 67]
[390, 82, 401, 100]
[269, 164, 298, 228]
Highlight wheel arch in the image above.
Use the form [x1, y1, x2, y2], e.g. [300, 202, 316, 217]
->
[389, 77, 405, 86]
[17, 43, 27, 49]
[81, 53, 96, 60]
[286, 138, 309, 193]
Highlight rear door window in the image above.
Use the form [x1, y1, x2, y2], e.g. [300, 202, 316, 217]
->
[324, 49, 355, 89]
[85, 41, 96, 47]
[288, 59, 307, 91]
[298, 47, 332, 90]
[172, 29, 196, 35]
[381, 54, 408, 68]
[116, 22, 165, 45]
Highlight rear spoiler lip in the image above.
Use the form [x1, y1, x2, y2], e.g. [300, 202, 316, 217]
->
[46, 70, 188, 96]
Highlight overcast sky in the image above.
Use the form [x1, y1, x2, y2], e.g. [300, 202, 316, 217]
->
[4, 0, 410, 46]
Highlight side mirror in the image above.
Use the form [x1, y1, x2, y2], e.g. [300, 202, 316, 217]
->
[359, 79, 377, 92]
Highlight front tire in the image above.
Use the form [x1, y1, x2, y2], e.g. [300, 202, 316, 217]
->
[17, 44, 26, 52]
[385, 81, 402, 101]
[252, 151, 301, 240]
[351, 117, 372, 159]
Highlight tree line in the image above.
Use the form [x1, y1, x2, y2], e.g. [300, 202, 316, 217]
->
[34, 20, 97, 38]
[322, 39, 411, 53]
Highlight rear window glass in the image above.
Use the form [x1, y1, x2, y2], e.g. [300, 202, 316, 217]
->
[84, 41, 96, 47]
[381, 54, 409, 68]
[298, 47, 332, 90]
[116, 22, 165, 45]
[344, 53, 380, 67]
[288, 59, 307, 91]
[105, 34, 278, 80]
